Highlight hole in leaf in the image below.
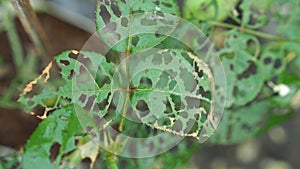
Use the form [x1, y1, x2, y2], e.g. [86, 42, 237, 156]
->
[111, 3, 121, 17]
[76, 66, 90, 83]
[264, 57, 272, 64]
[185, 96, 200, 109]
[68, 69, 75, 80]
[82, 158, 92, 167]
[155, 71, 169, 89]
[162, 52, 173, 64]
[242, 123, 252, 131]
[152, 54, 163, 65]
[96, 75, 111, 88]
[109, 22, 117, 31]
[230, 64, 234, 71]
[98, 92, 111, 110]
[68, 51, 79, 59]
[59, 60, 70, 66]
[179, 111, 188, 119]
[154, 0, 159, 5]
[173, 120, 183, 132]
[85, 126, 93, 132]
[104, 0, 109, 5]
[50, 142, 61, 163]
[179, 67, 197, 92]
[84, 95, 96, 110]
[155, 32, 163, 38]
[194, 113, 200, 120]
[164, 99, 172, 114]
[79, 94, 87, 103]
[237, 60, 257, 80]
[185, 119, 197, 133]
[136, 100, 149, 112]
[139, 77, 152, 88]
[194, 62, 204, 77]
[78, 54, 92, 68]
[131, 36, 139, 47]
[197, 86, 211, 99]
[100, 4, 111, 24]
[121, 17, 128, 27]
[274, 59, 282, 69]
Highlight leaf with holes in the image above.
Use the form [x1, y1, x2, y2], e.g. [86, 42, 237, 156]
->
[219, 31, 264, 107]
[96, 0, 179, 53]
[19, 50, 115, 119]
[109, 48, 216, 141]
[22, 105, 83, 169]
[210, 99, 293, 144]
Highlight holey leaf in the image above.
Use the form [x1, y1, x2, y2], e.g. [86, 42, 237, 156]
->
[218, 30, 264, 108]
[18, 50, 115, 119]
[95, 0, 179, 53]
[20, 47, 222, 142]
[68, 47, 222, 145]
[115, 49, 215, 137]
[22, 105, 83, 169]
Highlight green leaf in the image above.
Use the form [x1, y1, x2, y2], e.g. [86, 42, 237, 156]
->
[210, 100, 293, 144]
[183, 0, 238, 22]
[19, 50, 115, 118]
[238, 0, 268, 29]
[22, 105, 83, 169]
[121, 49, 215, 139]
[95, 0, 179, 53]
[219, 31, 264, 107]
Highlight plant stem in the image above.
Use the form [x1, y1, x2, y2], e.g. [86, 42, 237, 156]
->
[2, 0, 23, 69]
[106, 155, 119, 169]
[11, 0, 53, 58]
[208, 20, 300, 43]
[118, 12, 132, 132]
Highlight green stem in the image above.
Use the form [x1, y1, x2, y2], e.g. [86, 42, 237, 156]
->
[2, 0, 23, 69]
[106, 153, 119, 169]
[118, 9, 133, 132]
[208, 20, 300, 43]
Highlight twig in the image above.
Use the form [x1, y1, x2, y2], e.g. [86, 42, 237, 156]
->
[208, 20, 300, 43]
[11, 0, 53, 58]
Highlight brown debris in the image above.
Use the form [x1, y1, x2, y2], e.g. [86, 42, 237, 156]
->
[22, 61, 53, 95]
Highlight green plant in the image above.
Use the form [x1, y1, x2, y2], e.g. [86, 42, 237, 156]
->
[12, 0, 300, 168]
